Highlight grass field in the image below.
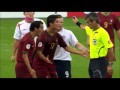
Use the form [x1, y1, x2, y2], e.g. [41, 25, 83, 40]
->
[0, 18, 120, 78]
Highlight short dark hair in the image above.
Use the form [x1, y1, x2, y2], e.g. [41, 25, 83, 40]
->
[85, 12, 99, 23]
[30, 21, 43, 31]
[47, 14, 61, 27]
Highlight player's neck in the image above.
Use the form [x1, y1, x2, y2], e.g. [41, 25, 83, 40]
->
[101, 12, 110, 16]
[93, 24, 101, 31]
[46, 28, 55, 36]
[30, 32, 36, 38]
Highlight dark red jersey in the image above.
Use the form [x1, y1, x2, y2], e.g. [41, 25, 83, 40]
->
[16, 32, 36, 63]
[34, 30, 67, 64]
[97, 13, 120, 43]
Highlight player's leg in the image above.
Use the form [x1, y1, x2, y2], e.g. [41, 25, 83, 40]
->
[15, 62, 31, 78]
[47, 63, 58, 78]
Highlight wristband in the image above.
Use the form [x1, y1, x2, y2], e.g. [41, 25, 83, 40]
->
[76, 22, 81, 27]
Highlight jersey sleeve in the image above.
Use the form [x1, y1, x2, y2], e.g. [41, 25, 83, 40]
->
[22, 39, 31, 54]
[13, 23, 21, 40]
[69, 31, 78, 46]
[85, 26, 93, 36]
[57, 33, 67, 48]
[101, 30, 113, 48]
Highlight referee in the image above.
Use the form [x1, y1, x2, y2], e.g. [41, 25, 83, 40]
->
[73, 13, 114, 78]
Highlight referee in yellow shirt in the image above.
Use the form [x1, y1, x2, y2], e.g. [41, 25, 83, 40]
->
[72, 13, 114, 78]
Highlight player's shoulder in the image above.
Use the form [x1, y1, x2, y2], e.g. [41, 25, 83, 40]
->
[63, 28, 73, 34]
[18, 20, 25, 24]
[34, 18, 45, 22]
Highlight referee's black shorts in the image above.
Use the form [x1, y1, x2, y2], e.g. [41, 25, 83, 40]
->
[89, 57, 108, 78]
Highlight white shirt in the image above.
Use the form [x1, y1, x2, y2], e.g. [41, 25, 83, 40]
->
[13, 18, 47, 40]
[53, 28, 78, 61]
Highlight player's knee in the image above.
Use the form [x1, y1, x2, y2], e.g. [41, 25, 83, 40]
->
[93, 70, 102, 78]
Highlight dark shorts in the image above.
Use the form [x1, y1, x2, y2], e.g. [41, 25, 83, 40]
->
[54, 60, 71, 78]
[15, 62, 31, 78]
[89, 57, 108, 78]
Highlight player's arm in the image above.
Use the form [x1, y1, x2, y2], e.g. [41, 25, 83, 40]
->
[72, 16, 86, 29]
[116, 30, 120, 41]
[22, 51, 37, 78]
[75, 42, 89, 53]
[11, 39, 19, 62]
[37, 50, 52, 64]
[64, 46, 89, 58]
[11, 23, 21, 62]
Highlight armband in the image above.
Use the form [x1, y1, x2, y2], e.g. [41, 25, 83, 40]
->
[76, 22, 81, 27]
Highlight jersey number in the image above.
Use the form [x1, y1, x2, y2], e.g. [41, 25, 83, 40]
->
[104, 22, 108, 28]
[50, 43, 55, 49]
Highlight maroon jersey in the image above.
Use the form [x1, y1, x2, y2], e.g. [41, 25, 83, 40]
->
[97, 13, 120, 43]
[16, 32, 36, 63]
[34, 30, 67, 64]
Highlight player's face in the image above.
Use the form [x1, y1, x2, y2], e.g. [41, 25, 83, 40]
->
[52, 18, 61, 32]
[36, 24, 43, 36]
[57, 18, 63, 31]
[86, 18, 97, 29]
[24, 12, 35, 22]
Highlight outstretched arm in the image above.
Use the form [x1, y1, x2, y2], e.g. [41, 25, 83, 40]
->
[72, 16, 86, 30]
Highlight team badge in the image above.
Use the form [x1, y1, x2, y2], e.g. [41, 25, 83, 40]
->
[92, 39, 97, 45]
[26, 44, 31, 49]
[38, 42, 42, 47]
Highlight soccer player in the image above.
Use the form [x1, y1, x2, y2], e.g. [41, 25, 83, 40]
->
[15, 21, 44, 78]
[11, 12, 47, 62]
[53, 14, 89, 78]
[32, 14, 89, 78]
[72, 13, 114, 78]
[97, 12, 120, 78]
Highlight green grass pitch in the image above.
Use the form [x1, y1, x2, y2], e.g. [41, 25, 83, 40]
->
[0, 18, 120, 78]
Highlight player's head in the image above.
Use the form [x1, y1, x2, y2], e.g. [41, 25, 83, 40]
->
[85, 12, 99, 29]
[46, 14, 61, 31]
[30, 21, 43, 36]
[55, 14, 64, 31]
[23, 12, 35, 23]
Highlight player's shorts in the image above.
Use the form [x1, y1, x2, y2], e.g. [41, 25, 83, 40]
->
[89, 57, 108, 78]
[32, 60, 57, 78]
[15, 62, 31, 78]
[54, 60, 71, 78]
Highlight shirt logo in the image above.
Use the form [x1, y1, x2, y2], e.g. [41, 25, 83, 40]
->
[26, 44, 31, 49]
[93, 39, 97, 45]
[38, 42, 42, 47]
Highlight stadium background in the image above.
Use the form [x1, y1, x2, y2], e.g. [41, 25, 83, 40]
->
[0, 12, 120, 78]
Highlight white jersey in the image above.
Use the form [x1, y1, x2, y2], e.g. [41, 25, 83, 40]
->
[13, 18, 47, 40]
[54, 28, 78, 61]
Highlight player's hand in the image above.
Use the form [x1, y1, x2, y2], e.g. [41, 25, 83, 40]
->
[107, 65, 113, 75]
[44, 57, 53, 64]
[29, 69, 37, 78]
[11, 55, 16, 62]
[81, 50, 90, 59]
[72, 16, 78, 24]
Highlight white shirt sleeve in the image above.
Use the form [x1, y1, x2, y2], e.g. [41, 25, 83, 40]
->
[13, 23, 21, 40]
[69, 31, 78, 46]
